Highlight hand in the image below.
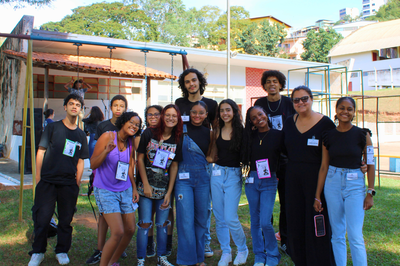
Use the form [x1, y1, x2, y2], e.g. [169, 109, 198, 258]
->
[105, 132, 116, 153]
[313, 198, 323, 213]
[143, 183, 153, 198]
[161, 193, 171, 209]
[364, 194, 374, 210]
[361, 161, 368, 174]
[132, 189, 139, 203]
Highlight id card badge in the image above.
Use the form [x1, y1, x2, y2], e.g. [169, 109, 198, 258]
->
[179, 172, 190, 179]
[182, 115, 190, 122]
[153, 149, 170, 169]
[307, 137, 319, 146]
[212, 169, 222, 176]
[115, 161, 129, 181]
[256, 159, 271, 179]
[346, 172, 358, 180]
[63, 139, 77, 157]
[270, 115, 283, 131]
[245, 177, 254, 184]
[366, 145, 375, 165]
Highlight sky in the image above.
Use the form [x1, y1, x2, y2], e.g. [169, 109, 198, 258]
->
[0, 0, 364, 33]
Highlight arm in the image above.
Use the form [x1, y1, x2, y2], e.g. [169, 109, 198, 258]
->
[35, 147, 46, 184]
[137, 152, 153, 198]
[90, 132, 116, 169]
[314, 145, 330, 212]
[364, 134, 375, 210]
[83, 81, 92, 91]
[64, 79, 74, 90]
[162, 161, 178, 207]
[206, 128, 219, 163]
[129, 141, 139, 203]
[76, 158, 85, 185]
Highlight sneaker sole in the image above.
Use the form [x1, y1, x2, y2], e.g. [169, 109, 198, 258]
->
[147, 253, 156, 258]
[204, 253, 214, 258]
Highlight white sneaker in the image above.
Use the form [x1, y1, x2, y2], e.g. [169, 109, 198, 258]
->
[233, 249, 249, 265]
[55, 253, 70, 265]
[253, 263, 264, 266]
[28, 253, 44, 266]
[218, 253, 232, 266]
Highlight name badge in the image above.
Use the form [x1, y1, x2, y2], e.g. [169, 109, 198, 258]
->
[169, 152, 176, 160]
[245, 177, 254, 184]
[115, 161, 129, 181]
[182, 115, 190, 122]
[270, 115, 283, 131]
[132, 203, 139, 211]
[179, 172, 190, 179]
[153, 149, 170, 169]
[366, 145, 374, 165]
[307, 139, 319, 146]
[63, 139, 77, 157]
[256, 159, 271, 179]
[347, 173, 358, 180]
[212, 169, 222, 176]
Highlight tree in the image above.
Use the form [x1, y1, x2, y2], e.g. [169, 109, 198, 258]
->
[366, 0, 400, 21]
[0, 0, 51, 8]
[301, 28, 343, 63]
[40, 2, 158, 42]
[236, 20, 287, 57]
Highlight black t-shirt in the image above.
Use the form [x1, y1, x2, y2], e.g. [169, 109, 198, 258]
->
[186, 123, 210, 156]
[39, 120, 89, 185]
[283, 115, 335, 165]
[254, 96, 296, 131]
[82, 118, 100, 135]
[94, 120, 118, 140]
[323, 126, 366, 169]
[215, 132, 241, 167]
[175, 97, 218, 128]
[136, 127, 182, 199]
[250, 129, 282, 172]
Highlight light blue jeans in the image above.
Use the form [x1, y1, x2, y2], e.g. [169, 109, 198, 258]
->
[324, 166, 367, 266]
[245, 171, 280, 266]
[136, 196, 170, 259]
[210, 164, 247, 255]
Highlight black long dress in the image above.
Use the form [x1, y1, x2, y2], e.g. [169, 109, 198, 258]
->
[283, 115, 336, 266]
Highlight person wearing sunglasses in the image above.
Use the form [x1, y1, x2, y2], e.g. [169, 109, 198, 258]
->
[254, 70, 295, 253]
[282, 86, 336, 266]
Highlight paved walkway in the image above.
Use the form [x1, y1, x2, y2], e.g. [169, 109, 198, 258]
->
[0, 158, 91, 190]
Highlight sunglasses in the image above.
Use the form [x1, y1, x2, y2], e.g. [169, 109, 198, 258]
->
[293, 96, 309, 104]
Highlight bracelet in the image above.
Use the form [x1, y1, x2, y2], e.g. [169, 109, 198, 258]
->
[314, 198, 322, 204]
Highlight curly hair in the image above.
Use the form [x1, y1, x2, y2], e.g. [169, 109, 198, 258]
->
[153, 104, 183, 144]
[261, 70, 286, 91]
[178, 68, 208, 98]
[64, 94, 84, 107]
[115, 111, 142, 137]
[215, 99, 243, 153]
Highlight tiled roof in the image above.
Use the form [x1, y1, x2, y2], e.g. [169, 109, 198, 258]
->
[2, 50, 176, 80]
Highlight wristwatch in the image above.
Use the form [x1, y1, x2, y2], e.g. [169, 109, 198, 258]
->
[367, 189, 376, 196]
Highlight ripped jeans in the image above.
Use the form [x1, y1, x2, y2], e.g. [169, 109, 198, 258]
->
[136, 196, 170, 259]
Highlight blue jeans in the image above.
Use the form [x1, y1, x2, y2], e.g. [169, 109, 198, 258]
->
[324, 166, 367, 266]
[137, 196, 170, 258]
[211, 164, 247, 254]
[88, 133, 96, 159]
[175, 164, 210, 265]
[245, 171, 281, 266]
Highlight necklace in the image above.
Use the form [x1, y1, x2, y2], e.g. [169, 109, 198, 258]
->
[267, 97, 281, 113]
[118, 132, 127, 142]
[258, 130, 270, 145]
[118, 132, 127, 151]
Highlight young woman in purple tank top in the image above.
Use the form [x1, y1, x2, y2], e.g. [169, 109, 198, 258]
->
[91, 112, 142, 266]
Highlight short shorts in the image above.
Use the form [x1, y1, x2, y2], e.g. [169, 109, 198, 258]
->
[94, 186, 135, 214]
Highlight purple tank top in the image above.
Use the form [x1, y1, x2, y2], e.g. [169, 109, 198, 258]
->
[94, 131, 132, 192]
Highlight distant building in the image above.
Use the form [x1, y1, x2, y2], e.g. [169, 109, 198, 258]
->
[339, 7, 360, 20]
[249, 15, 292, 34]
[333, 20, 377, 38]
[329, 19, 400, 91]
[315, 19, 335, 28]
[362, 0, 387, 19]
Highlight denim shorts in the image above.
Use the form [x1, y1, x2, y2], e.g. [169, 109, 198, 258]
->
[94, 186, 135, 214]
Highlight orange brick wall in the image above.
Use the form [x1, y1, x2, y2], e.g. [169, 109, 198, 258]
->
[246, 67, 268, 108]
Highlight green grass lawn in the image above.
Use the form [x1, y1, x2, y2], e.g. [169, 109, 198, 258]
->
[1, 177, 399, 265]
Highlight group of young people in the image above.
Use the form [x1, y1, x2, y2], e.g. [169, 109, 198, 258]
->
[28, 68, 375, 266]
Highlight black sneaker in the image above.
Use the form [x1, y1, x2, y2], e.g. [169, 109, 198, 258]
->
[165, 243, 172, 257]
[147, 242, 156, 258]
[86, 249, 101, 264]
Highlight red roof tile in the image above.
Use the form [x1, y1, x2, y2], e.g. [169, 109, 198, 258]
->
[2, 50, 176, 80]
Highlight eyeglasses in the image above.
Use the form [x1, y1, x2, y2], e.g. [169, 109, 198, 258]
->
[190, 110, 206, 116]
[292, 96, 309, 104]
[165, 114, 178, 119]
[147, 113, 160, 118]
